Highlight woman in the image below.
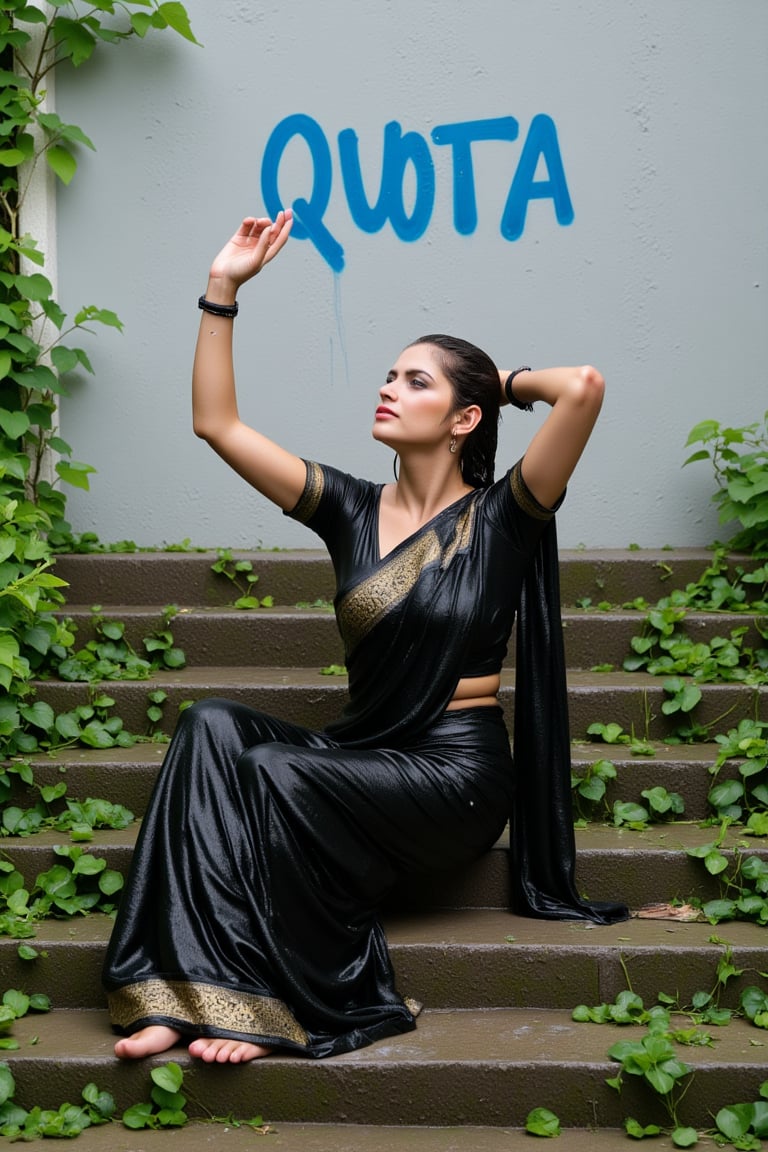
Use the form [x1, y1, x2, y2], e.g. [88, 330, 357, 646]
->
[103, 210, 627, 1065]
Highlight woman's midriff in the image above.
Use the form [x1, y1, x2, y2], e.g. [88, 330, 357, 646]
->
[446, 673, 500, 710]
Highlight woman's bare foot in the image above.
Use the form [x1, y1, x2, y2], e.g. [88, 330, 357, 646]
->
[188, 1037, 272, 1064]
[114, 1025, 182, 1059]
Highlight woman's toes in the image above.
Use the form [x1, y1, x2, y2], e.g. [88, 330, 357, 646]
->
[115, 1025, 182, 1059]
[188, 1037, 271, 1063]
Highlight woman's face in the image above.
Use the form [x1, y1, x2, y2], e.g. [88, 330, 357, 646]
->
[372, 344, 456, 451]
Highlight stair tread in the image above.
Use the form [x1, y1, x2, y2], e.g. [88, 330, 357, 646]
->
[30, 666, 768, 690]
[7, 1005, 763, 1068]
[17, 739, 727, 768]
[31, 1122, 674, 1152]
[61, 602, 758, 620]
[3, 820, 765, 855]
[1, 907, 764, 950]
[9, 1007, 763, 1130]
[62, 604, 337, 616]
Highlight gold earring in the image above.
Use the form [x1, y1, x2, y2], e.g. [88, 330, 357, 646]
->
[449, 429, 457, 454]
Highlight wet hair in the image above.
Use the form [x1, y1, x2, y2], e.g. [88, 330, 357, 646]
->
[410, 333, 500, 488]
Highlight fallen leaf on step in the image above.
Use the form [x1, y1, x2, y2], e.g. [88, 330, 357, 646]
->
[632, 903, 705, 921]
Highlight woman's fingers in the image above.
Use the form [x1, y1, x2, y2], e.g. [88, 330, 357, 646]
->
[262, 210, 293, 265]
[210, 211, 293, 282]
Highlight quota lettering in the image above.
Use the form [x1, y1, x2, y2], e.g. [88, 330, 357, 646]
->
[261, 113, 575, 272]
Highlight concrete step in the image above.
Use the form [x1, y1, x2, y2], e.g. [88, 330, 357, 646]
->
[52, 551, 338, 609]
[30, 666, 768, 741]
[59, 602, 766, 672]
[4, 1006, 764, 1130]
[1, 910, 764, 1013]
[4, 822, 767, 911]
[14, 740, 738, 821]
[570, 740, 739, 822]
[52, 548, 762, 609]
[13, 1123, 684, 1152]
[6, 547, 764, 1147]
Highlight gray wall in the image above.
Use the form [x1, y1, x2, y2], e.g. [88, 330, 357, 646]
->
[55, 1, 768, 549]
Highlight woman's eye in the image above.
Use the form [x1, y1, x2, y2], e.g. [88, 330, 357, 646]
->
[410, 378, 427, 389]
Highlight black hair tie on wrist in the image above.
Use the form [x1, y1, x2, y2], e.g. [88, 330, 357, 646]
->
[198, 295, 239, 318]
[504, 366, 533, 411]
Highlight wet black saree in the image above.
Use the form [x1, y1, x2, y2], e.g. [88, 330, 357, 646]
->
[103, 458, 627, 1058]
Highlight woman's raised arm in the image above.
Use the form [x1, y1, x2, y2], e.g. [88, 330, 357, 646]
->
[192, 211, 307, 512]
[498, 365, 605, 510]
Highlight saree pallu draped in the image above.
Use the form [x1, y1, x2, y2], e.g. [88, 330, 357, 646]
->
[103, 457, 627, 1058]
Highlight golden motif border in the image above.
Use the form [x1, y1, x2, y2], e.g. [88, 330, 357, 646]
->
[289, 460, 324, 524]
[337, 499, 477, 651]
[108, 979, 308, 1046]
[509, 460, 558, 522]
[338, 529, 441, 652]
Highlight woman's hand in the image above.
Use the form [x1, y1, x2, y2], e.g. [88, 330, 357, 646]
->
[193, 206, 306, 513]
[208, 210, 293, 292]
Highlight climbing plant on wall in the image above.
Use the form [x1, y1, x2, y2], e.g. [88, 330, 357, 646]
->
[0, 0, 196, 755]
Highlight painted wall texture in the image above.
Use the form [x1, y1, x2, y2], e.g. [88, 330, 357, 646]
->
[54, 1, 767, 549]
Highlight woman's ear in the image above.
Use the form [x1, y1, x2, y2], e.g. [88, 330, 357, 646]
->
[454, 404, 482, 438]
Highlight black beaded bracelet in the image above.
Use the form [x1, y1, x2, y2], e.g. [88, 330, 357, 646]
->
[198, 295, 239, 318]
[504, 366, 533, 411]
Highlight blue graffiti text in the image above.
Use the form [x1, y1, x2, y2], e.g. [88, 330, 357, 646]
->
[261, 113, 574, 272]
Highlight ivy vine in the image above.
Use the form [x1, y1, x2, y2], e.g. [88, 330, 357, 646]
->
[0, 1, 196, 759]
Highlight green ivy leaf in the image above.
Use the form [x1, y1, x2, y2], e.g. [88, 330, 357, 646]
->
[0, 407, 30, 438]
[746, 812, 768, 836]
[716, 1103, 754, 1141]
[163, 647, 186, 668]
[73, 305, 123, 330]
[19, 701, 55, 731]
[150, 1062, 184, 1094]
[2, 990, 29, 1017]
[525, 1107, 561, 1137]
[613, 800, 650, 828]
[150, 1086, 187, 1111]
[122, 1101, 154, 1130]
[130, 12, 154, 36]
[36, 113, 94, 150]
[98, 870, 123, 896]
[704, 850, 729, 877]
[0, 148, 28, 166]
[52, 16, 97, 66]
[671, 1126, 699, 1147]
[741, 986, 768, 1022]
[0, 1063, 16, 1106]
[708, 779, 745, 809]
[72, 854, 106, 877]
[154, 1108, 187, 1127]
[12, 273, 52, 302]
[79, 722, 116, 749]
[156, 2, 200, 43]
[82, 1082, 115, 1120]
[625, 1117, 661, 1137]
[45, 145, 77, 185]
[54, 712, 82, 741]
[50, 346, 81, 375]
[55, 460, 96, 491]
[701, 898, 737, 923]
